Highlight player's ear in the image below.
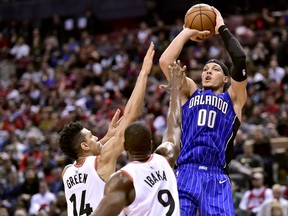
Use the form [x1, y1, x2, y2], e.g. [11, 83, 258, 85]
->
[80, 141, 89, 150]
[223, 75, 229, 83]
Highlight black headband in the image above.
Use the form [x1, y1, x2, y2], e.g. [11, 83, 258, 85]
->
[205, 59, 229, 76]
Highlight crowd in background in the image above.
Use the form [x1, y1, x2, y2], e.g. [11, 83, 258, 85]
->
[0, 4, 288, 216]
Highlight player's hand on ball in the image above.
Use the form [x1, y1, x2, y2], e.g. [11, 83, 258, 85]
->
[182, 28, 210, 42]
[211, 7, 225, 34]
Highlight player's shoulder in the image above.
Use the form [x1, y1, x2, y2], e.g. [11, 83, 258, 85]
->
[109, 170, 133, 189]
[62, 164, 73, 176]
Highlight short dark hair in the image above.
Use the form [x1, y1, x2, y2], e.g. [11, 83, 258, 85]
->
[124, 122, 152, 153]
[59, 121, 85, 160]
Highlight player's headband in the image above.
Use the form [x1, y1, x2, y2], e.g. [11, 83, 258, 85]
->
[205, 59, 229, 76]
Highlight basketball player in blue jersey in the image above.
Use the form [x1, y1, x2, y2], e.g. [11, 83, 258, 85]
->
[159, 6, 248, 216]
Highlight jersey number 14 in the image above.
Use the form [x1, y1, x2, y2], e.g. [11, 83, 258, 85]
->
[70, 190, 93, 216]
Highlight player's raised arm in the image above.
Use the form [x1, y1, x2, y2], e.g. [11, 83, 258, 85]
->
[155, 60, 184, 168]
[213, 7, 248, 120]
[159, 28, 209, 102]
[159, 28, 210, 81]
[97, 42, 155, 182]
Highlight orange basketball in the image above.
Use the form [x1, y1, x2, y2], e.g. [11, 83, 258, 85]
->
[184, 3, 216, 39]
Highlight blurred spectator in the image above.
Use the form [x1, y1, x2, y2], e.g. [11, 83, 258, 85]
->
[13, 207, 27, 216]
[77, 9, 100, 35]
[257, 184, 288, 216]
[0, 52, 16, 85]
[246, 106, 266, 125]
[261, 8, 276, 29]
[137, 21, 151, 44]
[55, 191, 66, 213]
[251, 42, 269, 67]
[268, 58, 285, 84]
[234, 129, 247, 157]
[270, 201, 285, 216]
[251, 125, 274, 187]
[0, 171, 22, 214]
[18, 134, 43, 172]
[9, 36, 30, 60]
[238, 172, 273, 216]
[4, 132, 26, 163]
[48, 167, 64, 195]
[0, 205, 9, 216]
[18, 168, 40, 209]
[235, 140, 264, 174]
[28, 180, 56, 215]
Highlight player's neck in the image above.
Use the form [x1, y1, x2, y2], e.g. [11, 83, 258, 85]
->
[129, 153, 151, 163]
[203, 87, 223, 95]
[75, 156, 87, 165]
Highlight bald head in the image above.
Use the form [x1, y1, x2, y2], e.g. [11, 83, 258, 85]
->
[124, 122, 152, 154]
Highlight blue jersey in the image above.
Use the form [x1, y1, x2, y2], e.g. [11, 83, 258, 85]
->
[177, 89, 240, 168]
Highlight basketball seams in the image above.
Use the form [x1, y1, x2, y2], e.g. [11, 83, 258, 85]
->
[184, 3, 216, 39]
[201, 14, 216, 27]
[189, 15, 201, 29]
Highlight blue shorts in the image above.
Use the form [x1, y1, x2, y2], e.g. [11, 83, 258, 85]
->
[175, 164, 235, 216]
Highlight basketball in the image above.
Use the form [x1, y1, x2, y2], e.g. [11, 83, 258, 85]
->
[184, 3, 216, 39]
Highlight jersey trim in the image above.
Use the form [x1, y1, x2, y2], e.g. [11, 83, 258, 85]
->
[61, 164, 72, 177]
[225, 115, 240, 168]
[74, 157, 87, 168]
[120, 170, 134, 182]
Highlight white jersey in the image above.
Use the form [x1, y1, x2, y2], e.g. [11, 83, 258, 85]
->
[120, 153, 180, 216]
[62, 156, 105, 216]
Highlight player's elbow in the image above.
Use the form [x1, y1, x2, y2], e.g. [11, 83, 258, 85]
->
[159, 56, 167, 69]
[159, 56, 171, 80]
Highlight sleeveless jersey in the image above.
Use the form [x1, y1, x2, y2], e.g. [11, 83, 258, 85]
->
[120, 153, 180, 216]
[178, 89, 240, 168]
[62, 156, 105, 216]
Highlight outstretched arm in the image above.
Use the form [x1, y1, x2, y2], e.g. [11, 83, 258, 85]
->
[213, 7, 248, 120]
[97, 42, 155, 181]
[155, 60, 184, 168]
[159, 28, 210, 101]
